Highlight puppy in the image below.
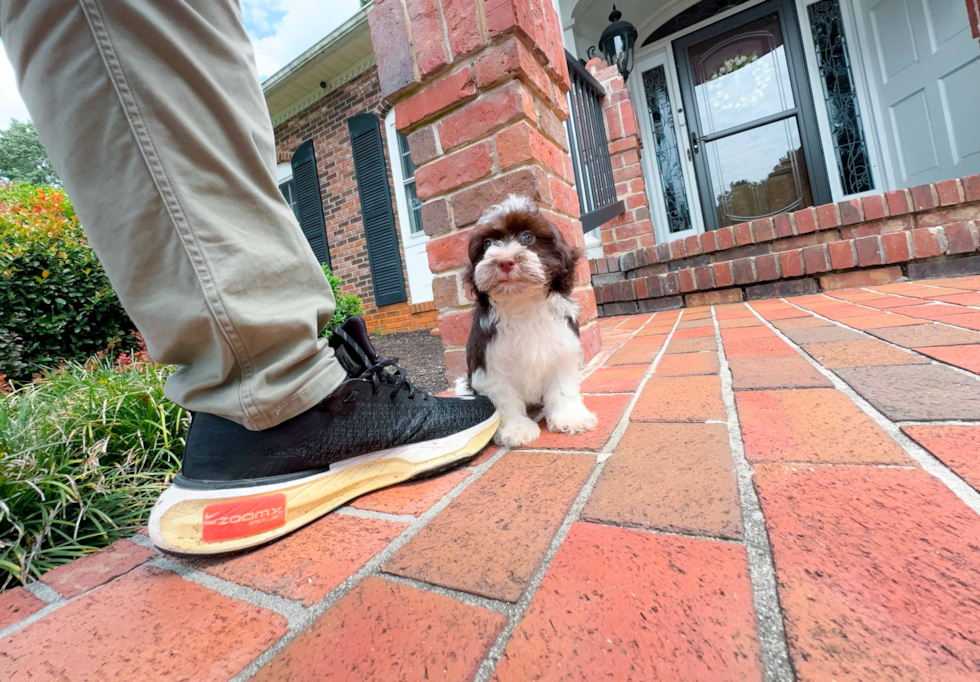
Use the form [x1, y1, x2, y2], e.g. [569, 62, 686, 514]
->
[460, 195, 597, 447]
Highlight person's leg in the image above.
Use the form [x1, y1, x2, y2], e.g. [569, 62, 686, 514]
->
[1, 0, 499, 555]
[0, 0, 346, 430]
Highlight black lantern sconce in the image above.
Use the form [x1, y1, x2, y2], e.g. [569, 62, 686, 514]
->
[598, 5, 638, 82]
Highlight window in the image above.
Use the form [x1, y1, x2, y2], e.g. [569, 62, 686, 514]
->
[279, 178, 301, 222]
[396, 133, 424, 234]
[807, 0, 874, 195]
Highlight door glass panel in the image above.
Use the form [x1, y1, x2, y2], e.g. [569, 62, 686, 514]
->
[705, 117, 813, 226]
[642, 66, 692, 234]
[689, 13, 796, 134]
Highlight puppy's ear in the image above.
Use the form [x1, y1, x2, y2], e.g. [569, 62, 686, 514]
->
[548, 221, 583, 296]
[463, 229, 486, 293]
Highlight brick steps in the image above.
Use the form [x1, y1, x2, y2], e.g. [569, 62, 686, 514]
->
[592, 175, 980, 315]
[3, 275, 980, 681]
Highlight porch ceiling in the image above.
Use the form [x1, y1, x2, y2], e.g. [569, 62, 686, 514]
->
[568, 0, 691, 47]
[262, 7, 374, 127]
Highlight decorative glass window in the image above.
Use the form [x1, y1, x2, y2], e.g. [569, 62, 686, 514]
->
[396, 132, 424, 234]
[278, 178, 301, 222]
[642, 66, 692, 234]
[807, 0, 874, 195]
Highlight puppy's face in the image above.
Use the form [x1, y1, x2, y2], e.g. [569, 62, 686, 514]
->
[464, 196, 581, 301]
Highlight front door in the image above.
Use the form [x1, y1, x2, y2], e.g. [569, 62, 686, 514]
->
[674, 0, 831, 231]
[857, 0, 980, 186]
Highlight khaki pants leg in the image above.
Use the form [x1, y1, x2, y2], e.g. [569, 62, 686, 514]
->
[0, 0, 348, 429]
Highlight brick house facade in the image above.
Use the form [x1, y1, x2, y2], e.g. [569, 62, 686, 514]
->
[264, 14, 437, 334]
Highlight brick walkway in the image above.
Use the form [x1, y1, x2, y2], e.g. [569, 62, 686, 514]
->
[4, 276, 980, 681]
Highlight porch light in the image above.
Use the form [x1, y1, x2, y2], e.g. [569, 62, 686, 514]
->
[598, 5, 638, 82]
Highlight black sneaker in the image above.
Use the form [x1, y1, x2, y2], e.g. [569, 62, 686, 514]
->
[149, 317, 498, 555]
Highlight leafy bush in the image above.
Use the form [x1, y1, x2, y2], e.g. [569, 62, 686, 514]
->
[0, 357, 185, 589]
[1, 183, 134, 382]
[321, 264, 363, 337]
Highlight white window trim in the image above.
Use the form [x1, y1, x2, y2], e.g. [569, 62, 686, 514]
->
[276, 161, 293, 185]
[384, 111, 427, 246]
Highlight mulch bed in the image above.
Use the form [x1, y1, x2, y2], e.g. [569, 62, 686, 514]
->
[370, 330, 450, 394]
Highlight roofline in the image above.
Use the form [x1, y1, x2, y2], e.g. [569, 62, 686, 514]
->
[261, 7, 371, 96]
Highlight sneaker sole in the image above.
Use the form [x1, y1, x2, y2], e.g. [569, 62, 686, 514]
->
[148, 412, 499, 555]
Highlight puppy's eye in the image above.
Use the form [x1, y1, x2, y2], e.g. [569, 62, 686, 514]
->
[483, 239, 493, 250]
[519, 231, 534, 245]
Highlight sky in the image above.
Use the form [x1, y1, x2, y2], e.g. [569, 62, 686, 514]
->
[0, 0, 362, 131]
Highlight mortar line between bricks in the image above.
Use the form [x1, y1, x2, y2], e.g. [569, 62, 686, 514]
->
[711, 307, 796, 682]
[334, 507, 419, 524]
[23, 580, 63, 604]
[377, 572, 513, 615]
[779, 296, 980, 382]
[469, 311, 686, 682]
[148, 556, 310, 629]
[579, 518, 744, 544]
[229, 445, 512, 682]
[895, 419, 980, 426]
[746, 303, 980, 517]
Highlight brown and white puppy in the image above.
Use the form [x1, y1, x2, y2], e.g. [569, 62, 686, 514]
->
[459, 195, 596, 447]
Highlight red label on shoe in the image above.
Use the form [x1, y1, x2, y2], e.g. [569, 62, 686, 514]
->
[202, 493, 287, 543]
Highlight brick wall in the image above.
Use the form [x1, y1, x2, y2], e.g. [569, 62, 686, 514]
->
[593, 175, 980, 313]
[273, 67, 435, 333]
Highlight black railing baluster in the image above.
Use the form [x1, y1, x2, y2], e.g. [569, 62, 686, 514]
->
[563, 50, 626, 234]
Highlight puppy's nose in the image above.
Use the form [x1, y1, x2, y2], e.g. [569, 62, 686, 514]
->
[497, 258, 515, 274]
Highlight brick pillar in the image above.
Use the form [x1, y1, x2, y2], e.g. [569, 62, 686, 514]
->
[585, 59, 656, 257]
[368, 0, 601, 384]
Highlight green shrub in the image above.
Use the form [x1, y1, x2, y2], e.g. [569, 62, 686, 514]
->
[321, 264, 363, 337]
[0, 358, 185, 589]
[0, 183, 134, 382]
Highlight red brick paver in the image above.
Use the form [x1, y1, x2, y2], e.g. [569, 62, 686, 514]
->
[633, 375, 726, 421]
[385, 450, 593, 601]
[188, 514, 406, 606]
[253, 577, 505, 682]
[584, 423, 742, 538]
[737, 389, 911, 465]
[0, 588, 45, 631]
[755, 465, 980, 682]
[0, 566, 287, 681]
[492, 523, 763, 682]
[40, 539, 156, 599]
[351, 469, 471, 516]
[902, 425, 980, 492]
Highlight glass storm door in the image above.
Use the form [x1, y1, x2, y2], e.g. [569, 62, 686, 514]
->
[674, 0, 831, 230]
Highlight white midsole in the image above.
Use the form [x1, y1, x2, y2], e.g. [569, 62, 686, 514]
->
[147, 412, 498, 550]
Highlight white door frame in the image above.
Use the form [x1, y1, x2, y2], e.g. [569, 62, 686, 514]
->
[384, 109, 434, 303]
[630, 48, 706, 243]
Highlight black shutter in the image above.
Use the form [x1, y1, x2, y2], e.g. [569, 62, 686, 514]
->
[290, 139, 331, 268]
[348, 113, 407, 307]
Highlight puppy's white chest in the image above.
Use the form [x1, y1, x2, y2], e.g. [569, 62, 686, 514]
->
[484, 295, 580, 401]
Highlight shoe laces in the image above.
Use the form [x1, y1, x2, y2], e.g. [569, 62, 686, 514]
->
[362, 358, 429, 401]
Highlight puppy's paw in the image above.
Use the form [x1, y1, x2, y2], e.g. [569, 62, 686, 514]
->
[494, 416, 541, 447]
[546, 401, 597, 435]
